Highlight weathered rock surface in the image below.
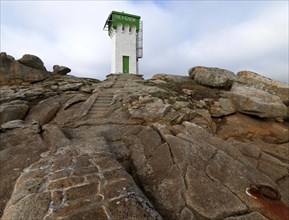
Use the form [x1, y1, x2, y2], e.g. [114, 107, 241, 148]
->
[25, 96, 62, 125]
[152, 73, 192, 83]
[0, 100, 29, 124]
[217, 113, 289, 144]
[0, 121, 47, 217]
[53, 65, 71, 75]
[189, 66, 235, 88]
[209, 98, 237, 117]
[224, 211, 269, 219]
[18, 54, 47, 71]
[1, 53, 289, 220]
[0, 53, 51, 85]
[1, 124, 162, 220]
[229, 84, 287, 118]
[236, 70, 289, 103]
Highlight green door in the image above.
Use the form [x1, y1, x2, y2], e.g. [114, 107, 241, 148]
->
[123, 56, 129, 74]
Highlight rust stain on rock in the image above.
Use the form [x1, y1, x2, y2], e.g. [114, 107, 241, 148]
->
[247, 183, 289, 220]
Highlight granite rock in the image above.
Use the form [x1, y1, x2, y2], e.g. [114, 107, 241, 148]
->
[1, 54, 289, 220]
[236, 70, 289, 103]
[229, 84, 287, 118]
[0, 100, 29, 125]
[0, 52, 50, 85]
[53, 65, 71, 75]
[18, 54, 47, 71]
[189, 66, 235, 89]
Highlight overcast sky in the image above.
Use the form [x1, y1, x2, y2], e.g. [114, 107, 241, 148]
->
[1, 0, 288, 83]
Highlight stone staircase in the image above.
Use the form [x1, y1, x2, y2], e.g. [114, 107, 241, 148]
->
[87, 91, 114, 118]
[86, 74, 143, 119]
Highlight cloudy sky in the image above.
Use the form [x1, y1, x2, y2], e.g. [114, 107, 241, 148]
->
[1, 0, 288, 83]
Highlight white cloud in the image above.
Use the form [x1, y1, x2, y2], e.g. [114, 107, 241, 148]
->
[1, 1, 288, 82]
[161, 2, 288, 82]
[1, 1, 133, 78]
[182, 10, 286, 61]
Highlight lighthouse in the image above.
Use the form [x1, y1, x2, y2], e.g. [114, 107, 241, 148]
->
[104, 11, 143, 75]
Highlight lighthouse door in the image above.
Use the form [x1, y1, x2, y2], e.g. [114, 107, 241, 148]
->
[123, 56, 129, 74]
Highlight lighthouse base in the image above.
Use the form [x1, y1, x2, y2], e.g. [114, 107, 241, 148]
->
[106, 73, 144, 81]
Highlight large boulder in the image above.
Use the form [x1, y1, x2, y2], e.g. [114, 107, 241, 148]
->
[236, 71, 289, 103]
[25, 95, 72, 125]
[229, 84, 287, 118]
[189, 66, 235, 89]
[53, 65, 71, 75]
[25, 101, 61, 125]
[0, 100, 29, 125]
[17, 54, 47, 71]
[0, 52, 51, 85]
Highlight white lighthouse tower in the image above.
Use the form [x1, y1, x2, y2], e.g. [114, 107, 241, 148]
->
[104, 11, 143, 75]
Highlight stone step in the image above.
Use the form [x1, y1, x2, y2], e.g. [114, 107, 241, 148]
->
[95, 103, 111, 106]
[90, 116, 107, 119]
[91, 110, 107, 113]
[90, 115, 106, 119]
[90, 105, 108, 109]
[95, 100, 112, 104]
[99, 93, 114, 96]
[93, 101, 111, 104]
[91, 113, 107, 116]
[91, 105, 108, 108]
[98, 96, 114, 99]
[88, 111, 107, 116]
[96, 97, 113, 99]
[89, 112, 107, 118]
[90, 109, 108, 113]
[97, 98, 112, 101]
[90, 111, 108, 115]
[90, 108, 108, 111]
[90, 108, 109, 112]
[92, 104, 110, 108]
[112, 85, 124, 88]
[90, 110, 107, 113]
[97, 98, 113, 101]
